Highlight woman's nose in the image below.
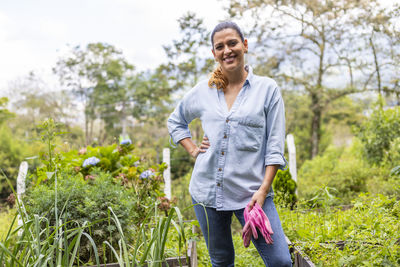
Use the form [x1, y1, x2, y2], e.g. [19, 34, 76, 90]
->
[224, 45, 232, 54]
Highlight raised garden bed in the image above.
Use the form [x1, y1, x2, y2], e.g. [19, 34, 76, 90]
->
[87, 234, 197, 267]
[286, 236, 315, 267]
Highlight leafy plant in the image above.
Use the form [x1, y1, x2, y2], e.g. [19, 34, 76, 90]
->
[357, 100, 400, 165]
[279, 193, 400, 266]
[0, 172, 101, 267]
[272, 169, 297, 209]
[104, 205, 187, 267]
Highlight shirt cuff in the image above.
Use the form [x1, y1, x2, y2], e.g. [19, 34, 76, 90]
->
[264, 153, 288, 170]
[170, 131, 192, 145]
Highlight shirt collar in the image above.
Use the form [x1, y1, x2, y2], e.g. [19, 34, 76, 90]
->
[244, 65, 254, 87]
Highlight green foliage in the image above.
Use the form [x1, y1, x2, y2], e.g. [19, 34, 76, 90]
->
[357, 101, 400, 166]
[25, 173, 131, 262]
[25, 125, 167, 263]
[171, 170, 195, 220]
[280, 194, 400, 266]
[36, 118, 66, 171]
[0, 125, 29, 199]
[162, 12, 214, 90]
[0, 97, 14, 124]
[0, 170, 101, 266]
[284, 93, 363, 166]
[272, 169, 297, 209]
[0, 209, 100, 266]
[0, 208, 15, 241]
[54, 42, 135, 143]
[297, 141, 391, 205]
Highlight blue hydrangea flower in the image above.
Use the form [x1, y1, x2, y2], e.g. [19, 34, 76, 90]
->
[140, 170, 154, 179]
[120, 138, 132, 145]
[82, 156, 100, 168]
[119, 134, 132, 145]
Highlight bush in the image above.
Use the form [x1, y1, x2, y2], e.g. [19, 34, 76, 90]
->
[272, 169, 297, 209]
[25, 136, 167, 263]
[26, 170, 161, 262]
[357, 101, 400, 165]
[298, 141, 382, 205]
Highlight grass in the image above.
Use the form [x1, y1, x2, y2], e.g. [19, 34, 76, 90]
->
[0, 208, 15, 241]
[279, 193, 400, 266]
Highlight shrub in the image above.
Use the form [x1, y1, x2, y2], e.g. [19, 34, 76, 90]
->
[272, 169, 297, 209]
[25, 124, 167, 263]
[25, 163, 165, 263]
[357, 101, 400, 165]
[298, 141, 378, 205]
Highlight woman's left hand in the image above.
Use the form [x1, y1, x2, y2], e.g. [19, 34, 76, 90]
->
[248, 188, 268, 210]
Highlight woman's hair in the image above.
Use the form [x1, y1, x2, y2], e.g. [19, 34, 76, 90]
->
[208, 21, 245, 91]
[210, 21, 244, 48]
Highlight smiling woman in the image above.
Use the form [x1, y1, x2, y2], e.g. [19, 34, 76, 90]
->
[167, 21, 291, 267]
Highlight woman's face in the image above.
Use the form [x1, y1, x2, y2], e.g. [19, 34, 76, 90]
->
[212, 28, 248, 74]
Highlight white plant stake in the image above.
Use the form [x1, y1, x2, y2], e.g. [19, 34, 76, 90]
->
[286, 134, 297, 188]
[17, 161, 28, 235]
[163, 148, 171, 199]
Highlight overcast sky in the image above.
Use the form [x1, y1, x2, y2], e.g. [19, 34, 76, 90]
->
[0, 0, 397, 94]
[0, 0, 229, 92]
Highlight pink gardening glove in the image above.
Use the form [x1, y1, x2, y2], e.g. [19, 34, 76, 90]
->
[242, 203, 274, 247]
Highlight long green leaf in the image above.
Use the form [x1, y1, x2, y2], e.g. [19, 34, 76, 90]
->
[0, 242, 24, 266]
[103, 241, 124, 267]
[68, 222, 87, 267]
[82, 232, 100, 267]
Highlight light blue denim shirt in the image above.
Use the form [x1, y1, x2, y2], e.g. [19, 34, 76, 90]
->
[167, 66, 287, 211]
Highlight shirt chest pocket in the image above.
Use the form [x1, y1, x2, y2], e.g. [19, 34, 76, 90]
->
[233, 119, 264, 152]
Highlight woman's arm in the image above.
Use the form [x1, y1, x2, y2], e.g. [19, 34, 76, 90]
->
[249, 164, 279, 209]
[180, 136, 210, 158]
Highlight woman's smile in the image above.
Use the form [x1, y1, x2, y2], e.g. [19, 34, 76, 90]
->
[223, 55, 236, 63]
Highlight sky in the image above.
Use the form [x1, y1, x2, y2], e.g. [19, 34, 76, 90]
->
[0, 0, 229, 93]
[0, 0, 398, 95]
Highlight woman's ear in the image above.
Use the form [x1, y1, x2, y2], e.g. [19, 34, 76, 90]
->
[211, 48, 216, 57]
[244, 39, 248, 53]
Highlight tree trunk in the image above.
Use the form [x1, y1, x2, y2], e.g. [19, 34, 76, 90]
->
[310, 93, 322, 158]
[85, 110, 89, 146]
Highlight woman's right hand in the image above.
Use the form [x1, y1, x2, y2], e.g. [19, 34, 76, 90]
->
[190, 136, 210, 158]
[199, 136, 210, 153]
[180, 136, 210, 158]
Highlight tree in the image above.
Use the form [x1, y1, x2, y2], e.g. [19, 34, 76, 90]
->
[227, 0, 399, 158]
[54, 43, 134, 144]
[162, 12, 215, 91]
[161, 12, 215, 142]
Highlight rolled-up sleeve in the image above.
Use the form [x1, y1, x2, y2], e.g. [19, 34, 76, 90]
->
[264, 87, 287, 170]
[167, 89, 198, 145]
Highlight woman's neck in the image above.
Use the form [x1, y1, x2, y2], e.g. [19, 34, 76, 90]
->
[223, 65, 248, 88]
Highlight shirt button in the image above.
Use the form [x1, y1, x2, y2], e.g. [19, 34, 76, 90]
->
[218, 168, 222, 171]
[217, 182, 221, 186]
[223, 134, 227, 139]
[226, 119, 229, 123]
[221, 151, 225, 155]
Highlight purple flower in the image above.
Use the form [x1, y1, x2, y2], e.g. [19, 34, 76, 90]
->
[82, 156, 100, 167]
[134, 160, 140, 167]
[120, 138, 132, 145]
[140, 170, 154, 179]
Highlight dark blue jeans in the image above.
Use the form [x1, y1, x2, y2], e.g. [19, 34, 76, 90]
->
[192, 196, 292, 267]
